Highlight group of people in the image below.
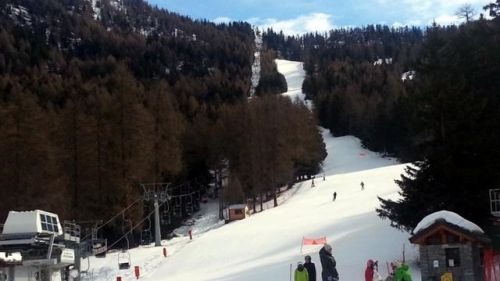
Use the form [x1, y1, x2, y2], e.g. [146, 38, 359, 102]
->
[294, 244, 339, 281]
[366, 259, 413, 281]
[294, 244, 412, 281]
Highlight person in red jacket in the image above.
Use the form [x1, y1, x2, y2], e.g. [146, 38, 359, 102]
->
[365, 259, 375, 281]
[366, 259, 382, 281]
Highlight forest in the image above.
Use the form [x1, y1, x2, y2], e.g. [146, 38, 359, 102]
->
[0, 0, 325, 241]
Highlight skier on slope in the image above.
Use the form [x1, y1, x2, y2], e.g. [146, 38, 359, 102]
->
[304, 255, 317, 281]
[295, 262, 309, 281]
[319, 244, 339, 281]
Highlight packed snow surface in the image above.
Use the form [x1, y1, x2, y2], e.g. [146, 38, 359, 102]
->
[87, 59, 420, 281]
[413, 210, 484, 234]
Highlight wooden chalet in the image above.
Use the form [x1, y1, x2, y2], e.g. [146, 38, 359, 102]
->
[410, 218, 491, 281]
[225, 204, 249, 222]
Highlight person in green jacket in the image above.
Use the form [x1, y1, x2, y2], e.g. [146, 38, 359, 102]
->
[394, 263, 412, 281]
[295, 262, 309, 281]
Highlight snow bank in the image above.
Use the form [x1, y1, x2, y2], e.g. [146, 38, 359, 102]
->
[413, 210, 484, 234]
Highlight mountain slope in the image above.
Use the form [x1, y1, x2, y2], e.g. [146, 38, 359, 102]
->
[87, 60, 420, 281]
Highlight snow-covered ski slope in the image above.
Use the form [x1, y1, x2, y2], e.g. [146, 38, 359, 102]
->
[89, 60, 420, 281]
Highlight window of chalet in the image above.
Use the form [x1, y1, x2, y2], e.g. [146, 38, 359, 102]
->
[445, 248, 461, 268]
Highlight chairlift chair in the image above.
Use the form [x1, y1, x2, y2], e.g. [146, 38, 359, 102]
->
[144, 191, 151, 201]
[118, 214, 132, 270]
[79, 257, 92, 280]
[140, 217, 152, 245]
[140, 229, 152, 245]
[93, 239, 107, 258]
[185, 195, 194, 216]
[118, 250, 131, 270]
[160, 191, 167, 202]
[161, 211, 171, 225]
[173, 205, 182, 218]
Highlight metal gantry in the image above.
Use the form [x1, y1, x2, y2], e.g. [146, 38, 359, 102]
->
[140, 183, 171, 246]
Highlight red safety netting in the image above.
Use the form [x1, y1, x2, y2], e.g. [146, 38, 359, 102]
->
[484, 249, 500, 281]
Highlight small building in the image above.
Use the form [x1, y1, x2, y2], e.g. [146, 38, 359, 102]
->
[225, 204, 249, 222]
[409, 210, 490, 281]
[0, 210, 80, 281]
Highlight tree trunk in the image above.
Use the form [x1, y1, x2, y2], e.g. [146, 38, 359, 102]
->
[273, 188, 278, 207]
[259, 193, 263, 212]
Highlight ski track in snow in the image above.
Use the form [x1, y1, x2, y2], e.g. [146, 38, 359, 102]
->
[88, 60, 420, 281]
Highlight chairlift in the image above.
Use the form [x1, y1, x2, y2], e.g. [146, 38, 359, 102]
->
[118, 250, 131, 270]
[92, 239, 107, 258]
[118, 214, 132, 270]
[161, 210, 171, 225]
[140, 217, 152, 245]
[173, 197, 182, 218]
[87, 223, 107, 258]
[160, 191, 167, 202]
[185, 194, 194, 216]
[144, 191, 151, 201]
[173, 206, 182, 218]
[79, 257, 92, 280]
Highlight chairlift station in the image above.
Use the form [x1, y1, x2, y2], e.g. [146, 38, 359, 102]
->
[0, 210, 80, 281]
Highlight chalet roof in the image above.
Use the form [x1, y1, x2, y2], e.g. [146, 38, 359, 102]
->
[413, 210, 483, 234]
[409, 219, 491, 245]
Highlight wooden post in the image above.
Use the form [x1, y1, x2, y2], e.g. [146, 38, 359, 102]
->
[402, 243, 406, 263]
[300, 237, 304, 253]
[134, 266, 140, 279]
[290, 263, 292, 281]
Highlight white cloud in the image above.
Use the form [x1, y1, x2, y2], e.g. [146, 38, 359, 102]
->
[391, 19, 423, 27]
[373, 0, 486, 27]
[247, 13, 335, 35]
[213, 17, 232, 24]
[432, 14, 462, 25]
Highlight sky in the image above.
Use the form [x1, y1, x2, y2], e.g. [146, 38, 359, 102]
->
[146, 0, 491, 35]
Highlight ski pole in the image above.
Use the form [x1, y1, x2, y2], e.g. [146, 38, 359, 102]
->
[403, 243, 406, 263]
